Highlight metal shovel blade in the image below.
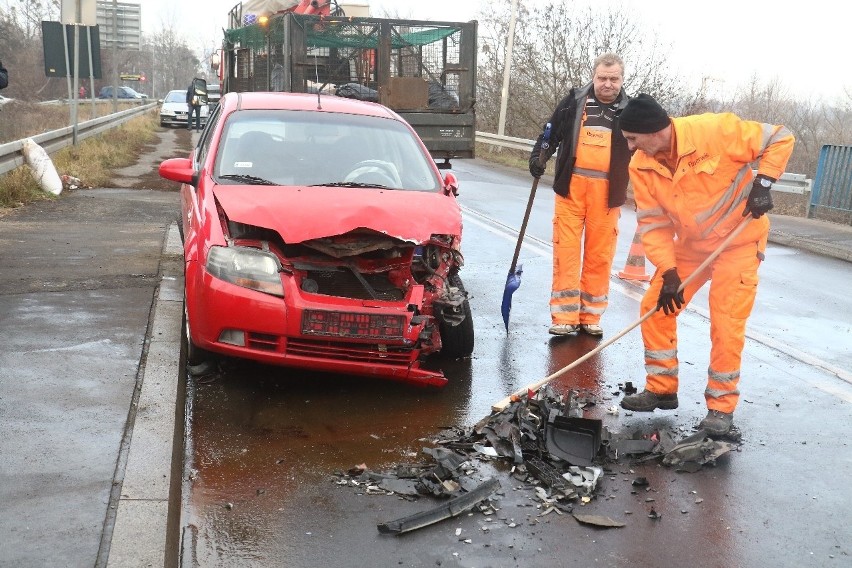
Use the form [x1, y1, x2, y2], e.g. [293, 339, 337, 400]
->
[500, 264, 523, 332]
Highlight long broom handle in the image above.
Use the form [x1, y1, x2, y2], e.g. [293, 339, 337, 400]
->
[509, 124, 551, 273]
[491, 216, 753, 412]
[508, 176, 539, 274]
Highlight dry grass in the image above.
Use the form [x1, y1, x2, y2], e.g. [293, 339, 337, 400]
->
[0, 109, 159, 209]
[0, 100, 142, 144]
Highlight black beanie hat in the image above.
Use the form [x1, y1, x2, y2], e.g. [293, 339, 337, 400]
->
[619, 93, 670, 134]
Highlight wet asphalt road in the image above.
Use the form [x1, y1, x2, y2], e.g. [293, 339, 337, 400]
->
[0, 139, 850, 567]
[182, 160, 852, 567]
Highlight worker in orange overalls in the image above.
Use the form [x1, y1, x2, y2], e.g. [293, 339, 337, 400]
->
[617, 93, 795, 436]
[529, 53, 631, 338]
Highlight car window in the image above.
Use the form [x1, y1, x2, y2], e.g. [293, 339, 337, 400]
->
[164, 91, 185, 103]
[197, 104, 222, 167]
[214, 109, 441, 191]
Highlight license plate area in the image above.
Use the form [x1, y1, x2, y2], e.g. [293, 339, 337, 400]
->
[302, 310, 405, 340]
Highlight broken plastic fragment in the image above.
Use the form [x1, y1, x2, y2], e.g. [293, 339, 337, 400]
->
[377, 478, 501, 535]
[348, 463, 368, 476]
[572, 513, 625, 528]
[472, 443, 499, 457]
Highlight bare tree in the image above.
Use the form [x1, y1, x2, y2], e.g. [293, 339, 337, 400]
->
[477, 0, 686, 139]
[0, 0, 66, 100]
[147, 25, 200, 98]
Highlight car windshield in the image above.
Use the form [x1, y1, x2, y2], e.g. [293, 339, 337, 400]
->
[214, 109, 442, 191]
[164, 91, 185, 103]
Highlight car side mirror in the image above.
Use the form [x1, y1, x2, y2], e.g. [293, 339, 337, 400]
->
[443, 172, 459, 196]
[159, 157, 196, 186]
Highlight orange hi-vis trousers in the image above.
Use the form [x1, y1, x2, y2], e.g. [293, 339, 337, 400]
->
[550, 174, 620, 326]
[639, 237, 765, 414]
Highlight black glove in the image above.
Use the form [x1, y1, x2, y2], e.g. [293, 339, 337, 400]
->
[743, 175, 774, 218]
[657, 268, 685, 315]
[529, 154, 545, 178]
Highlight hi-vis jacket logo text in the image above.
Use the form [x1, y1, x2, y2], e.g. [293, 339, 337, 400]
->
[688, 153, 712, 168]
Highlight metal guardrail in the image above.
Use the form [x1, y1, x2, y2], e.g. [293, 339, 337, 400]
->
[0, 102, 157, 176]
[475, 130, 812, 194]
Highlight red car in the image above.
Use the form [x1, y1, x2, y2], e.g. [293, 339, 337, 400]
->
[159, 92, 473, 387]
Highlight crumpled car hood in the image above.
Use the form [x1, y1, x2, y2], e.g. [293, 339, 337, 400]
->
[213, 185, 461, 243]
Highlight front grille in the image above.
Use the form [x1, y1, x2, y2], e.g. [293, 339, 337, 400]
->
[247, 332, 279, 351]
[306, 269, 404, 301]
[286, 338, 414, 365]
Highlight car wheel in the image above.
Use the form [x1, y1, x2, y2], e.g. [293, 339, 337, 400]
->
[159, 120, 165, 127]
[439, 273, 474, 358]
[183, 295, 212, 367]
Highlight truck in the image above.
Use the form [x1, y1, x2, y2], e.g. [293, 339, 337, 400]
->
[218, 1, 477, 164]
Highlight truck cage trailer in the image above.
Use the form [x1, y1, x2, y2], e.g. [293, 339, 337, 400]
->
[221, 12, 477, 161]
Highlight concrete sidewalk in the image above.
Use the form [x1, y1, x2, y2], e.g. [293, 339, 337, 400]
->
[767, 213, 852, 263]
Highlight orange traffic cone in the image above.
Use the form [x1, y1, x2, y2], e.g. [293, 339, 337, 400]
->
[618, 227, 651, 281]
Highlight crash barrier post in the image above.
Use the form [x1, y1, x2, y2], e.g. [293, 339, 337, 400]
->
[617, 226, 651, 282]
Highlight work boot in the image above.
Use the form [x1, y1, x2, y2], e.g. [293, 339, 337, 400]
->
[698, 410, 734, 436]
[548, 324, 579, 336]
[580, 323, 603, 336]
[620, 389, 679, 412]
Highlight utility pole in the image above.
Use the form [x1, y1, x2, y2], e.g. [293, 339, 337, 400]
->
[497, 0, 519, 137]
[112, 0, 118, 112]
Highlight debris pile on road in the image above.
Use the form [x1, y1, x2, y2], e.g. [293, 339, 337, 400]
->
[335, 385, 740, 534]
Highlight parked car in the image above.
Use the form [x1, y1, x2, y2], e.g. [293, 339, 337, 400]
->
[207, 83, 221, 112]
[158, 89, 209, 128]
[158, 91, 473, 386]
[98, 86, 146, 99]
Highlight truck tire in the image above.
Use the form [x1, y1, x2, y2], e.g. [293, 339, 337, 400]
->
[439, 273, 474, 358]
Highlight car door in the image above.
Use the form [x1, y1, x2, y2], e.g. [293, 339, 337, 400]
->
[181, 103, 223, 262]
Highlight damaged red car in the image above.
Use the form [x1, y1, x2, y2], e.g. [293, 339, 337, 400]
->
[159, 91, 473, 387]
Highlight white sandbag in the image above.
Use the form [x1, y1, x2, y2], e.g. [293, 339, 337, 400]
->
[22, 138, 63, 195]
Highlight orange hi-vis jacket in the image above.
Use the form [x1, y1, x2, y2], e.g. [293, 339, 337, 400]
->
[631, 113, 795, 270]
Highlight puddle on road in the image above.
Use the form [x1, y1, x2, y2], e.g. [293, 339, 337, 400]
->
[183, 335, 621, 527]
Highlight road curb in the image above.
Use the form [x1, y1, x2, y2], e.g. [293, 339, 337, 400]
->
[767, 229, 852, 262]
[108, 223, 184, 567]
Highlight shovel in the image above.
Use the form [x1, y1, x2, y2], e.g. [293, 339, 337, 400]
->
[501, 122, 552, 333]
[492, 216, 753, 412]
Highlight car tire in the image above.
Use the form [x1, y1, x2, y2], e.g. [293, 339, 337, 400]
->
[183, 294, 213, 367]
[439, 273, 474, 358]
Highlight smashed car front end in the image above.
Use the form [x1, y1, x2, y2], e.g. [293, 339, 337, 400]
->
[186, 195, 465, 387]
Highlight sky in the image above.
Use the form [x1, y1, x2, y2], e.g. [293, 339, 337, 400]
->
[137, 0, 848, 102]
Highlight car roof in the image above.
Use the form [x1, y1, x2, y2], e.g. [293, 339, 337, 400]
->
[218, 91, 399, 120]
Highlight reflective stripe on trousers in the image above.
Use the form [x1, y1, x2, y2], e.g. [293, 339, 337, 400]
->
[639, 238, 763, 414]
[551, 174, 620, 325]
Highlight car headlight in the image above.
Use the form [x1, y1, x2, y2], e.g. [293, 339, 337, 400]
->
[206, 246, 284, 296]
[161, 109, 174, 116]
